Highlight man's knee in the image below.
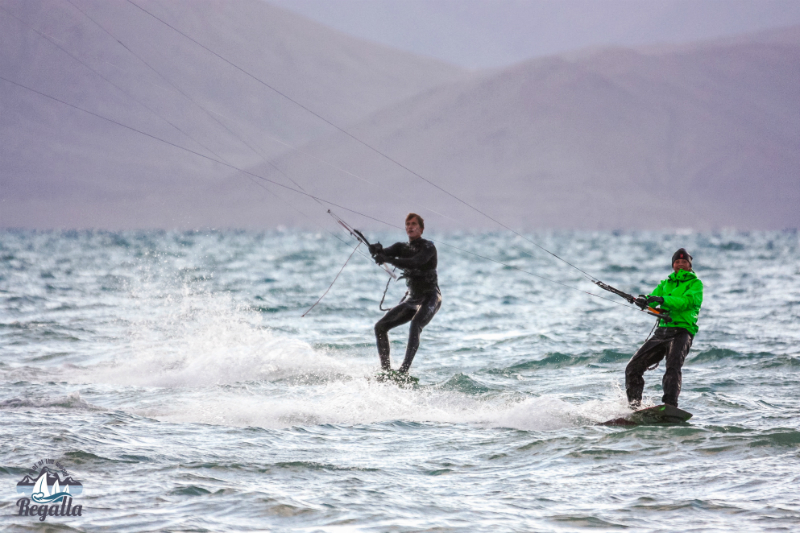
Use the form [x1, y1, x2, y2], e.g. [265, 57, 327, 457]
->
[668, 334, 691, 364]
[625, 359, 644, 381]
[375, 322, 387, 336]
[663, 367, 682, 384]
[408, 319, 424, 335]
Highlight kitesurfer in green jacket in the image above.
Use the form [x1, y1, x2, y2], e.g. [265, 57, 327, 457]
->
[625, 248, 703, 408]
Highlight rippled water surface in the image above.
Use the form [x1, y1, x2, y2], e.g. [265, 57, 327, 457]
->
[1, 229, 799, 532]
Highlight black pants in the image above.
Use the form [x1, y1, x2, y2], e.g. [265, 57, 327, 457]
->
[625, 327, 694, 407]
[375, 290, 442, 372]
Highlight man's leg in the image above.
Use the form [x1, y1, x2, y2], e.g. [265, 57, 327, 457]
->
[625, 337, 668, 407]
[661, 330, 693, 407]
[398, 292, 442, 373]
[375, 302, 416, 370]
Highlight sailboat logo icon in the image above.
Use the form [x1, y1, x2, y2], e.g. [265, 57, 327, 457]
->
[16, 465, 83, 503]
[15, 460, 84, 521]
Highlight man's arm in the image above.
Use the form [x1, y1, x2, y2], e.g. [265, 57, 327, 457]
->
[661, 279, 703, 312]
[382, 242, 436, 269]
[381, 243, 403, 256]
[373, 242, 406, 266]
[636, 280, 667, 308]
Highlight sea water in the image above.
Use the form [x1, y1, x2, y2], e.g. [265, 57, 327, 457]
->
[1, 229, 798, 531]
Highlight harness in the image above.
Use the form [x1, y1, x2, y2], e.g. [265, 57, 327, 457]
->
[379, 268, 439, 311]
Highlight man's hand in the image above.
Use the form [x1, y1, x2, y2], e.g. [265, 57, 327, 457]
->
[634, 295, 648, 310]
[368, 243, 383, 255]
[647, 296, 665, 306]
[374, 253, 387, 265]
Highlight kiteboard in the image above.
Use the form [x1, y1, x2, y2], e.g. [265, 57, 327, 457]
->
[373, 370, 419, 387]
[601, 404, 692, 426]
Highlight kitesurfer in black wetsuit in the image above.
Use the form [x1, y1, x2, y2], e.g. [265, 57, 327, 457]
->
[369, 213, 441, 374]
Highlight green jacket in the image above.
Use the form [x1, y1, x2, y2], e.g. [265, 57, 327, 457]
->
[649, 269, 703, 335]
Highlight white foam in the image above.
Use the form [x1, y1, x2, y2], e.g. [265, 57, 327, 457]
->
[145, 377, 636, 431]
[66, 286, 636, 431]
[77, 288, 361, 388]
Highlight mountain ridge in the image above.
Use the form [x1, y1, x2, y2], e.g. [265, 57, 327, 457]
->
[1, 2, 796, 230]
[259, 25, 800, 230]
[0, 0, 465, 229]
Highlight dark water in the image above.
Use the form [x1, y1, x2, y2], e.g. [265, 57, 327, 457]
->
[1, 229, 799, 531]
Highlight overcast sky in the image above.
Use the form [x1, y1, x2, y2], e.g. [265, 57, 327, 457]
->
[267, 0, 800, 69]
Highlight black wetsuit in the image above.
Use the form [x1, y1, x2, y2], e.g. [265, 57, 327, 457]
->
[625, 327, 693, 407]
[374, 238, 441, 372]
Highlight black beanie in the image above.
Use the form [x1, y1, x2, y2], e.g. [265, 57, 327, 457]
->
[672, 248, 692, 266]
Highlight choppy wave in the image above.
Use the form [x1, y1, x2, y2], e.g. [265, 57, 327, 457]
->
[692, 348, 800, 367]
[0, 392, 99, 411]
[488, 348, 632, 374]
[2, 230, 799, 531]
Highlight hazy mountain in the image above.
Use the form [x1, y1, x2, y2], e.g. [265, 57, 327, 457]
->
[268, 0, 800, 69]
[2, 1, 797, 230]
[262, 26, 800, 230]
[0, 0, 464, 229]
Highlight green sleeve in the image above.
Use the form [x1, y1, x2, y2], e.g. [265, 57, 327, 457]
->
[662, 279, 703, 312]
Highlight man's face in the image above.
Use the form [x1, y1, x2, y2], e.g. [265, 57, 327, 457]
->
[406, 217, 423, 240]
[673, 258, 691, 272]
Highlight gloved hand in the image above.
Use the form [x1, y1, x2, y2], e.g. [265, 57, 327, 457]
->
[647, 296, 665, 306]
[374, 253, 387, 265]
[368, 243, 383, 255]
[634, 295, 648, 310]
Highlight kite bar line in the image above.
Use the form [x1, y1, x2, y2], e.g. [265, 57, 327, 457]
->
[126, 0, 599, 283]
[0, 73, 636, 312]
[301, 243, 362, 317]
[327, 210, 397, 280]
[0, 3, 659, 318]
